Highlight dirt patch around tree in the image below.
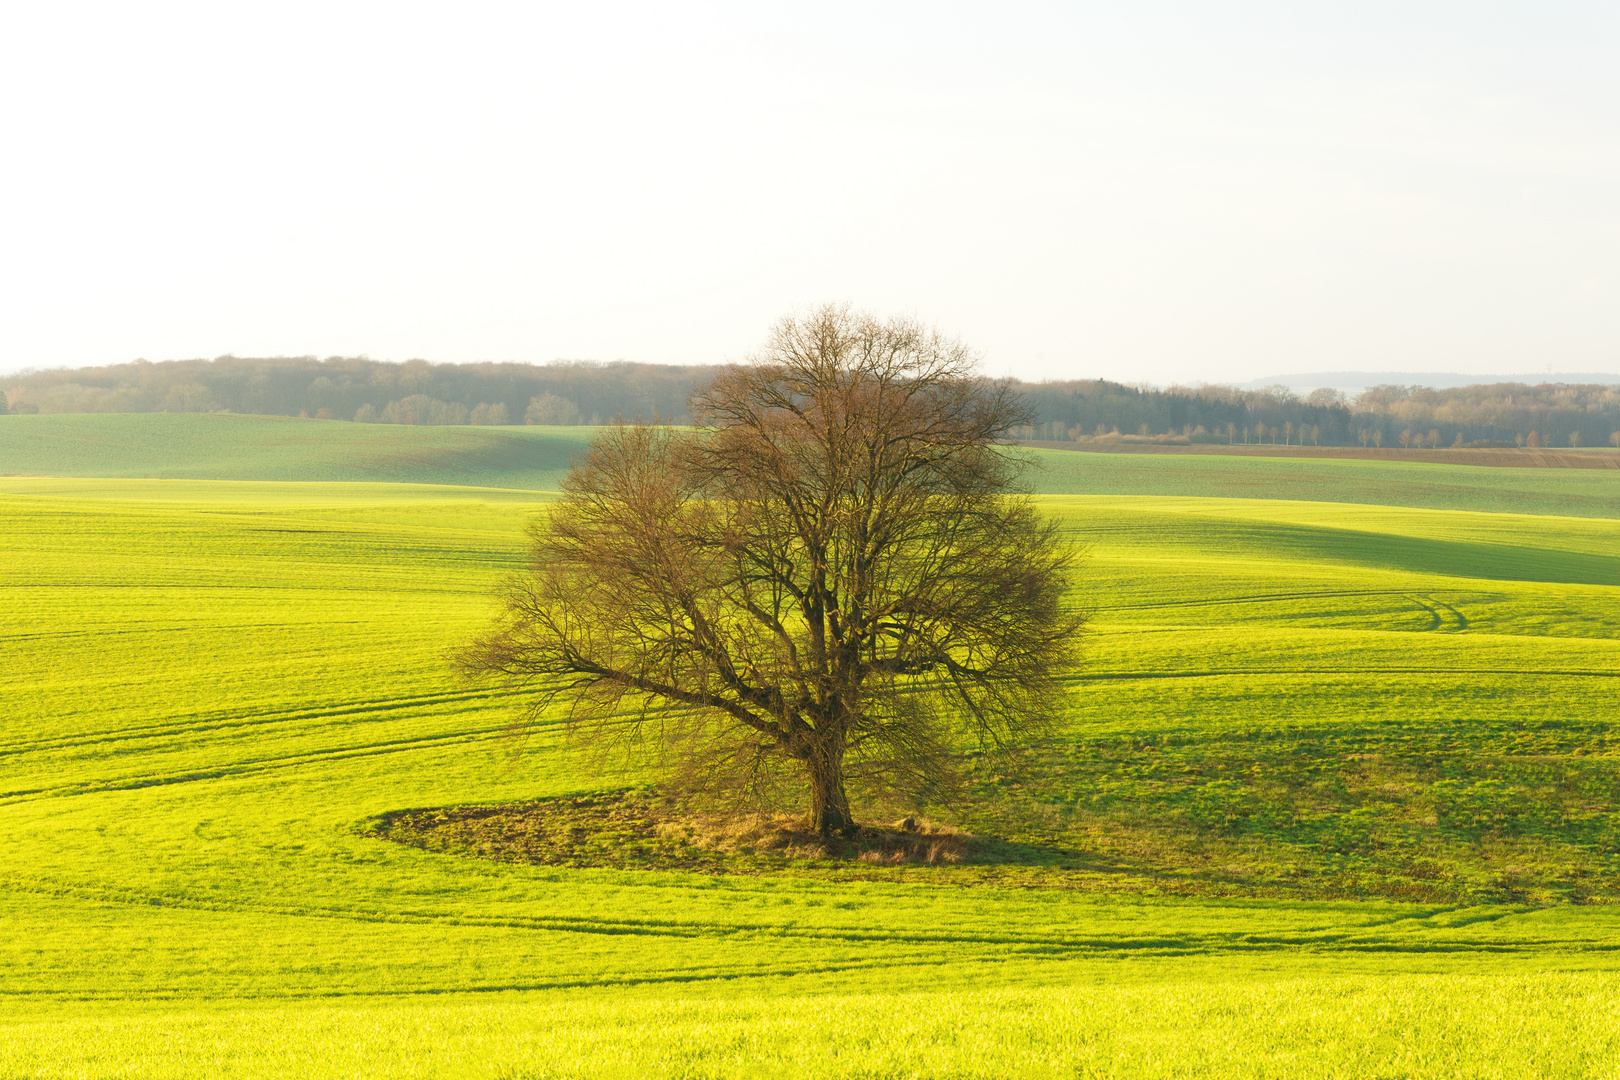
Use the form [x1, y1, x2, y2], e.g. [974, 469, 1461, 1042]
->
[362, 789, 1216, 892]
[361, 751, 1620, 903]
[365, 790, 992, 878]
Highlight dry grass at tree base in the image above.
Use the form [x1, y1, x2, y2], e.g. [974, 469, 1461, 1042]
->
[368, 791, 975, 875]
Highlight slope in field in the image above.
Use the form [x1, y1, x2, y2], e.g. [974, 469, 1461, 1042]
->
[8, 412, 1620, 516]
[1026, 448, 1620, 518]
[0, 413, 593, 489]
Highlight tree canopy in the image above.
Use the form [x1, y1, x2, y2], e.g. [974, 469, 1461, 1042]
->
[456, 306, 1085, 834]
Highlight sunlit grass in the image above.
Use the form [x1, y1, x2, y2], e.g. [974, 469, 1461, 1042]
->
[2, 461, 1617, 1075]
[4, 975, 1619, 1079]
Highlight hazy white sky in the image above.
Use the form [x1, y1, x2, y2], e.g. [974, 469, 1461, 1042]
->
[2, 1, 1617, 383]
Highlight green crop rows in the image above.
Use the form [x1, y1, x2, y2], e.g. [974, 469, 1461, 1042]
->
[2, 416, 1618, 1077]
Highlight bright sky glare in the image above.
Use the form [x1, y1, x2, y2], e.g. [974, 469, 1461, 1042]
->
[2, 1, 1617, 383]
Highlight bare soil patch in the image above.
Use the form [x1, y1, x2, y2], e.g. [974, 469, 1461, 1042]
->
[1017, 441, 1620, 469]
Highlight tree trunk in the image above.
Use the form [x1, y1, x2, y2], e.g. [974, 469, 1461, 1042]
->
[806, 737, 855, 838]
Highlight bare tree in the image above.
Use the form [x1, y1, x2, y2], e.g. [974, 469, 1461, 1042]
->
[456, 307, 1084, 836]
[525, 393, 583, 425]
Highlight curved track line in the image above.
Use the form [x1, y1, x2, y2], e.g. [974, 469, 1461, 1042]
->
[0, 688, 537, 758]
[1405, 594, 1469, 632]
[1096, 588, 1486, 613]
[0, 725, 520, 804]
[5, 875, 1607, 958]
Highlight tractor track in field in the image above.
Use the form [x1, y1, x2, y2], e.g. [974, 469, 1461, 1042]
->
[0, 613, 489, 644]
[0, 955, 1014, 1002]
[1094, 587, 1473, 612]
[0, 724, 525, 804]
[1096, 587, 1481, 631]
[4, 874, 1609, 961]
[0, 688, 536, 758]
[1, 620, 374, 644]
[1409, 594, 1469, 632]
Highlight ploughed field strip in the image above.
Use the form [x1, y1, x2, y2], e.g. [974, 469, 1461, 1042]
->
[2, 454, 1619, 1075]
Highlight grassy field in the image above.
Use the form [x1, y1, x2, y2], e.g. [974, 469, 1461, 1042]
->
[6, 411, 1620, 517]
[0, 413, 594, 489]
[2, 417, 1618, 1077]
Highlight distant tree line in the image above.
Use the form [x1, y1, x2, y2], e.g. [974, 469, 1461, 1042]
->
[1016, 379, 1620, 449]
[1343, 382, 1620, 449]
[0, 356, 719, 427]
[1016, 381, 1354, 446]
[4, 357, 1618, 448]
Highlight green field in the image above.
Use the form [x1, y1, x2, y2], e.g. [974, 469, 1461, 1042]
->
[6, 412, 1620, 517]
[3, 415, 1619, 1077]
[0, 413, 594, 489]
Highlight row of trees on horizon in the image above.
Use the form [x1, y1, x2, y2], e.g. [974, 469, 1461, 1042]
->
[4, 355, 1619, 449]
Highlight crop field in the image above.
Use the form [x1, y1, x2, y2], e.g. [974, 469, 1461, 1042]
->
[6, 411, 1620, 517]
[2, 416, 1619, 1077]
[0, 413, 594, 489]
